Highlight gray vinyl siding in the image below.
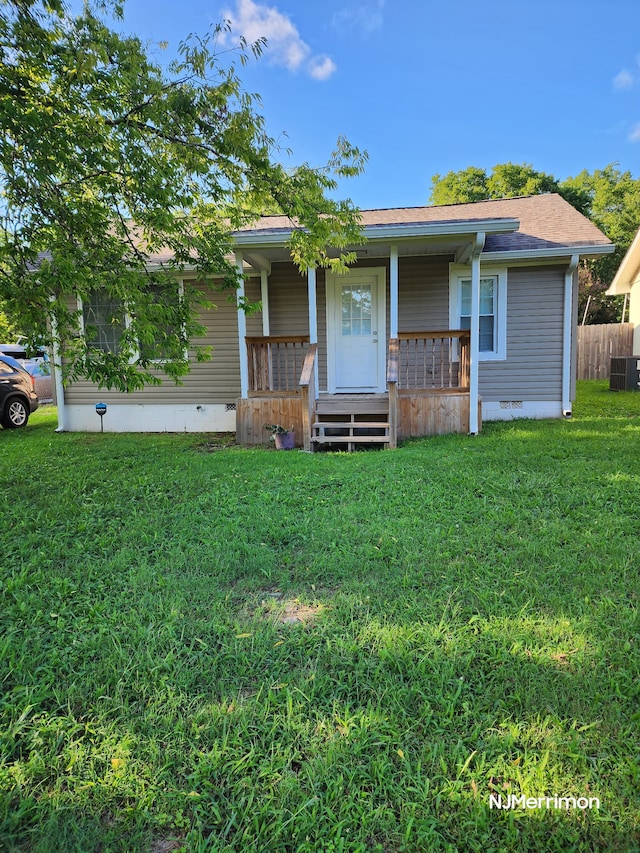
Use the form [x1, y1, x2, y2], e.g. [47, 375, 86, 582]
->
[64, 259, 568, 407]
[479, 266, 564, 401]
[65, 279, 261, 405]
[398, 257, 450, 331]
[267, 263, 310, 336]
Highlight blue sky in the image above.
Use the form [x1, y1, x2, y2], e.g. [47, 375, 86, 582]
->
[116, 0, 640, 210]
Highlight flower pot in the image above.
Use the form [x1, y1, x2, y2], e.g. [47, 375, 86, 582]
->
[274, 430, 295, 450]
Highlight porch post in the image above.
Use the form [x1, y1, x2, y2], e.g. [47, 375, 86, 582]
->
[307, 266, 319, 396]
[260, 269, 270, 336]
[235, 252, 249, 398]
[390, 245, 399, 339]
[50, 298, 66, 432]
[469, 233, 485, 435]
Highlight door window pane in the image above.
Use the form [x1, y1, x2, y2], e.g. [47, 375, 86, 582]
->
[341, 284, 372, 336]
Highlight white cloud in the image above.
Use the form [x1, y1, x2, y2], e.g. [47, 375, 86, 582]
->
[222, 0, 336, 80]
[309, 56, 337, 81]
[629, 123, 640, 142]
[332, 0, 385, 35]
[614, 69, 635, 91]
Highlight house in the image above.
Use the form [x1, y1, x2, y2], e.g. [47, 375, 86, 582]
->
[52, 193, 613, 449]
[607, 226, 640, 353]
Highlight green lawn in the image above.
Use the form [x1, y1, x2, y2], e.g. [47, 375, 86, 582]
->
[1, 381, 639, 852]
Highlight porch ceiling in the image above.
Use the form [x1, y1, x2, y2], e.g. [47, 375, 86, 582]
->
[242, 233, 482, 271]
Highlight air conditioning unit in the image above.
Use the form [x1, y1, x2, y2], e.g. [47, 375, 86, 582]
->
[610, 356, 640, 391]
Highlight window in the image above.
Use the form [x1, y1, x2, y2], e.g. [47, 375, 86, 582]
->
[138, 282, 185, 363]
[82, 292, 126, 354]
[79, 280, 185, 362]
[449, 266, 507, 360]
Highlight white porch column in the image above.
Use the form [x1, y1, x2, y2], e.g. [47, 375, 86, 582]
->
[307, 266, 319, 396]
[235, 252, 249, 398]
[390, 245, 399, 339]
[307, 266, 318, 344]
[260, 269, 270, 336]
[50, 298, 66, 432]
[562, 255, 579, 417]
[469, 233, 485, 435]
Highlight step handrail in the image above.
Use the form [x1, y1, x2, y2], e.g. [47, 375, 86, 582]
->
[299, 343, 318, 452]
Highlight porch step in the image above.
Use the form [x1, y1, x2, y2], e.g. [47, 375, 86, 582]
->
[313, 435, 391, 445]
[311, 394, 390, 450]
[315, 393, 388, 416]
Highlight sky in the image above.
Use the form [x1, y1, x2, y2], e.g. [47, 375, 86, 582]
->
[113, 0, 640, 210]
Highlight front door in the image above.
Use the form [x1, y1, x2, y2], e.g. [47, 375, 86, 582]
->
[326, 268, 386, 393]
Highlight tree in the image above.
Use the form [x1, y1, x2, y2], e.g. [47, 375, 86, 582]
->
[0, 0, 367, 390]
[562, 165, 640, 288]
[429, 162, 640, 323]
[429, 162, 589, 211]
[0, 305, 21, 341]
[429, 166, 488, 205]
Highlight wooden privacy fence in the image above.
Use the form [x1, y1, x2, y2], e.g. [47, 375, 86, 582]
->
[577, 323, 634, 380]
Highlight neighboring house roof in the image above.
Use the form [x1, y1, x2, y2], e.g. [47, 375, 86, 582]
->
[607, 226, 640, 295]
[233, 194, 613, 264]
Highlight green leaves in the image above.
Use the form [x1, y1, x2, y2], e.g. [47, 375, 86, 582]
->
[0, 1, 366, 387]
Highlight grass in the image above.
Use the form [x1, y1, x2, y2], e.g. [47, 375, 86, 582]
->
[1, 380, 639, 852]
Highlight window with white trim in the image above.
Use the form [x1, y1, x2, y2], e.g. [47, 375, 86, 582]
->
[79, 280, 185, 362]
[81, 292, 126, 354]
[449, 266, 507, 360]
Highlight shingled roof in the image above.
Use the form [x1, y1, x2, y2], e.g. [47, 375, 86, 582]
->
[236, 194, 612, 256]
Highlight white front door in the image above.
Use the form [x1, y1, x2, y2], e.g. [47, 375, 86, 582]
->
[326, 268, 386, 392]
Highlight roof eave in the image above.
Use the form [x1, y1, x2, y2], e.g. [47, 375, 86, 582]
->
[483, 244, 615, 264]
[231, 217, 520, 250]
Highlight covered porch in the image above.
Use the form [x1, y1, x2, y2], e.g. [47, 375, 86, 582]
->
[236, 329, 475, 450]
[232, 224, 497, 449]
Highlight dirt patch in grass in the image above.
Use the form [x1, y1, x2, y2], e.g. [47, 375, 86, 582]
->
[149, 837, 185, 853]
[191, 432, 237, 451]
[255, 590, 324, 625]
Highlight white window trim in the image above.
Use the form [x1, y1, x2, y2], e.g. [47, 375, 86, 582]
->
[449, 264, 507, 361]
[78, 279, 187, 364]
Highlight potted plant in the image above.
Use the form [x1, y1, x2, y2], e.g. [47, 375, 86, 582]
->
[264, 423, 295, 450]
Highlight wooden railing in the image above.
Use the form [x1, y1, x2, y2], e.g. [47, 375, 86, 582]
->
[246, 335, 310, 395]
[299, 344, 318, 452]
[396, 331, 470, 390]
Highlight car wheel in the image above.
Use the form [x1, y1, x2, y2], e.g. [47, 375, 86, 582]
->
[1, 398, 29, 428]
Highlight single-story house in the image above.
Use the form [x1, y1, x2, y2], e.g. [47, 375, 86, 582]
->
[607, 226, 640, 353]
[52, 193, 613, 449]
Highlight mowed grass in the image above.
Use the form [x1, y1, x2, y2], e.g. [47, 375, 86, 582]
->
[1, 381, 639, 852]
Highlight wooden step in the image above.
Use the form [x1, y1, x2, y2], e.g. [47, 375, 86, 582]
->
[311, 434, 391, 445]
[315, 394, 388, 416]
[313, 421, 390, 430]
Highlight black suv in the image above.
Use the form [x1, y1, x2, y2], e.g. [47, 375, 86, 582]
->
[0, 354, 39, 428]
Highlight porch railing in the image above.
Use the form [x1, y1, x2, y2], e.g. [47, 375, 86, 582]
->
[246, 335, 310, 395]
[396, 330, 470, 390]
[299, 344, 318, 452]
